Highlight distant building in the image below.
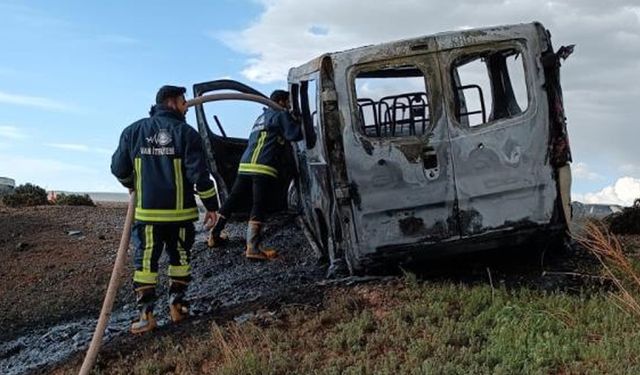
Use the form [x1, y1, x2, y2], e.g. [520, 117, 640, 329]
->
[0, 177, 15, 196]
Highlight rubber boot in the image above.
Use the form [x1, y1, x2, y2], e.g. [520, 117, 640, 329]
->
[168, 279, 189, 323]
[207, 215, 229, 248]
[131, 286, 157, 334]
[245, 220, 278, 261]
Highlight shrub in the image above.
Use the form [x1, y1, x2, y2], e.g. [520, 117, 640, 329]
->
[2, 183, 48, 207]
[607, 198, 640, 234]
[574, 220, 640, 319]
[55, 193, 95, 206]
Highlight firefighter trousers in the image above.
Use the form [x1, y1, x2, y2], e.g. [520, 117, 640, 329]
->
[219, 174, 274, 222]
[131, 221, 195, 289]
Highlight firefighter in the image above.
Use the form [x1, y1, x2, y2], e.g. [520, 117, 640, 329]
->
[111, 85, 219, 334]
[207, 90, 302, 260]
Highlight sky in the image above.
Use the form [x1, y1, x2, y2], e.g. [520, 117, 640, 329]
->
[0, 0, 639, 205]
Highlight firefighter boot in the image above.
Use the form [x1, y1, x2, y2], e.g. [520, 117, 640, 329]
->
[168, 279, 190, 323]
[245, 220, 278, 261]
[207, 215, 229, 248]
[130, 286, 157, 334]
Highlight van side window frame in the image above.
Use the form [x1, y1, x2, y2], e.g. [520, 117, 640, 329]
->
[449, 40, 531, 129]
[350, 60, 433, 139]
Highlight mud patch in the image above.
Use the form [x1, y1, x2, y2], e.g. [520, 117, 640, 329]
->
[0, 213, 324, 375]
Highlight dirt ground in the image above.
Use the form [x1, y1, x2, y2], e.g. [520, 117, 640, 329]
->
[0, 203, 324, 375]
[2, 203, 635, 375]
[0, 203, 133, 343]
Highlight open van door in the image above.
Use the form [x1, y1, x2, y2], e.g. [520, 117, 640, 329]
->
[191, 79, 293, 214]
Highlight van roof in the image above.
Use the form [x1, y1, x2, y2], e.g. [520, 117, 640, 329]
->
[288, 22, 546, 80]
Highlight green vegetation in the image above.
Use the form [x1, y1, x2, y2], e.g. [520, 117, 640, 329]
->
[2, 183, 48, 207]
[55, 193, 95, 206]
[87, 277, 640, 375]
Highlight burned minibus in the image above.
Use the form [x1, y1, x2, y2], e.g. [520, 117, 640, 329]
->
[192, 22, 573, 274]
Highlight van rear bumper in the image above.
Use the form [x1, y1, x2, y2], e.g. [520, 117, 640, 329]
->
[365, 223, 567, 266]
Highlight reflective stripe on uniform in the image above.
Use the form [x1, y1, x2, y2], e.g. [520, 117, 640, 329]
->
[134, 224, 157, 284]
[197, 187, 217, 199]
[134, 157, 142, 208]
[238, 163, 278, 178]
[177, 227, 188, 266]
[173, 158, 184, 210]
[168, 264, 190, 278]
[134, 270, 158, 284]
[134, 207, 199, 222]
[251, 131, 268, 164]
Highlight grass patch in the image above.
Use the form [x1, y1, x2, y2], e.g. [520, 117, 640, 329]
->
[71, 277, 640, 375]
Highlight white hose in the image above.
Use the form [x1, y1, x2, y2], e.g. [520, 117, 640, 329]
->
[78, 192, 135, 375]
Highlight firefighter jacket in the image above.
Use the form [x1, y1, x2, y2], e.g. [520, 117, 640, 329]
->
[111, 105, 218, 223]
[238, 107, 303, 178]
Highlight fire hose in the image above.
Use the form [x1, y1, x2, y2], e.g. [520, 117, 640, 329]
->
[78, 93, 281, 374]
[78, 192, 135, 375]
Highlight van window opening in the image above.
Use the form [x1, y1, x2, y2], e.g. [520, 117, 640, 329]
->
[299, 80, 318, 149]
[453, 48, 528, 127]
[194, 90, 271, 139]
[354, 65, 431, 138]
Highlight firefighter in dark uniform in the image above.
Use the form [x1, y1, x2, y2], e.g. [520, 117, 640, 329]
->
[207, 90, 302, 260]
[111, 85, 219, 334]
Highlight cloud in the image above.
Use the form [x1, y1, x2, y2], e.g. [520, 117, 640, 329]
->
[0, 90, 77, 112]
[44, 143, 90, 152]
[222, 0, 640, 84]
[220, 0, 640, 200]
[0, 155, 92, 187]
[577, 177, 640, 206]
[0, 2, 68, 29]
[0, 125, 27, 140]
[572, 162, 604, 181]
[619, 164, 640, 177]
[0, 154, 119, 192]
[44, 143, 112, 155]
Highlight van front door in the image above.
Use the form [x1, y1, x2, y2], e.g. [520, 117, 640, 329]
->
[191, 79, 292, 213]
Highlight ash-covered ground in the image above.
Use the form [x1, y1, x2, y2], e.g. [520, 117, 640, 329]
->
[0, 205, 325, 375]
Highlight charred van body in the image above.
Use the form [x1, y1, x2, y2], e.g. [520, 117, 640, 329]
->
[194, 22, 573, 274]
